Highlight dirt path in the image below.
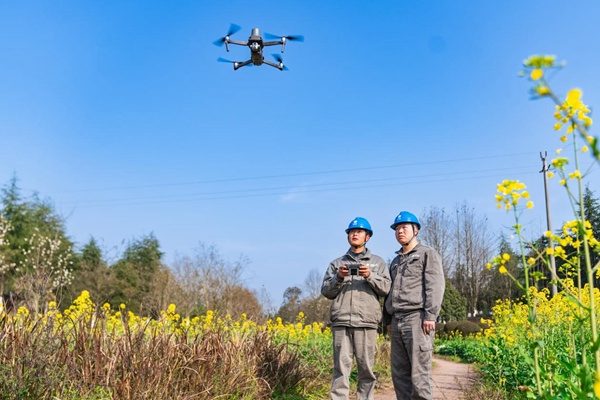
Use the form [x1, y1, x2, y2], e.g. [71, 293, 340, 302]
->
[376, 357, 478, 400]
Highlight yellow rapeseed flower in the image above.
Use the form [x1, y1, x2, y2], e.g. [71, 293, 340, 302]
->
[526, 201, 534, 209]
[595, 372, 600, 399]
[566, 88, 583, 108]
[551, 158, 568, 168]
[530, 69, 543, 80]
[536, 86, 550, 96]
[499, 265, 508, 274]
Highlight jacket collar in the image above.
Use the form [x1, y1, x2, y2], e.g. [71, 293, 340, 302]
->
[395, 242, 421, 256]
[346, 247, 370, 261]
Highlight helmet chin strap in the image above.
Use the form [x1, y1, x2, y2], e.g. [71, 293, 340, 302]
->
[400, 227, 418, 248]
[350, 237, 369, 252]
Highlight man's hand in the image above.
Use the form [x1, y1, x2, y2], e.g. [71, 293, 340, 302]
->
[338, 266, 350, 278]
[423, 320, 435, 335]
[359, 264, 371, 278]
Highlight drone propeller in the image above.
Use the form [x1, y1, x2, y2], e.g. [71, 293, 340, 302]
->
[264, 32, 305, 42]
[213, 23, 242, 46]
[271, 54, 289, 71]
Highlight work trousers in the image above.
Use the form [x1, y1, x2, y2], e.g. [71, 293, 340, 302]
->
[330, 326, 378, 400]
[390, 311, 434, 400]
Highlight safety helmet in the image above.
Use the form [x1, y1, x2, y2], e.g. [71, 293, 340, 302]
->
[345, 217, 373, 237]
[390, 211, 421, 230]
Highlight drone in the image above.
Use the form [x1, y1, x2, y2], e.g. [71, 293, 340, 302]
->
[214, 24, 304, 71]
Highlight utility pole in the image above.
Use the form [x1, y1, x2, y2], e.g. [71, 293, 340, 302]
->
[540, 152, 558, 296]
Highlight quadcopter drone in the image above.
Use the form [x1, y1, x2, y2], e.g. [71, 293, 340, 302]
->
[214, 24, 304, 71]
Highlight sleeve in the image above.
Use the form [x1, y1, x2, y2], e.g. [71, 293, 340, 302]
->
[366, 257, 391, 297]
[382, 300, 393, 326]
[424, 249, 445, 321]
[382, 261, 394, 326]
[321, 261, 344, 300]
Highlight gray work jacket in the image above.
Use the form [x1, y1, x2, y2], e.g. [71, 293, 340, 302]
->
[383, 243, 445, 325]
[321, 248, 391, 329]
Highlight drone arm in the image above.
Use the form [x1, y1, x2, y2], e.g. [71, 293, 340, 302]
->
[227, 39, 248, 47]
[263, 59, 284, 71]
[263, 40, 286, 52]
[234, 59, 253, 70]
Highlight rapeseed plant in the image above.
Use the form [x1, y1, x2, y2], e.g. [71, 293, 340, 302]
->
[484, 55, 600, 399]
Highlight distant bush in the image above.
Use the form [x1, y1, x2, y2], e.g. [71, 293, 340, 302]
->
[436, 319, 484, 338]
[435, 337, 486, 363]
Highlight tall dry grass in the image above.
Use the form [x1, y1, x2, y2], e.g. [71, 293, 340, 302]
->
[0, 308, 321, 400]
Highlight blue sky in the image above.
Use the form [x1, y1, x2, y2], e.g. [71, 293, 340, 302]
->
[1, 1, 599, 309]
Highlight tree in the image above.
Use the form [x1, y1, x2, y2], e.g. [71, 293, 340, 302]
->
[439, 282, 467, 322]
[110, 233, 163, 314]
[452, 202, 495, 316]
[419, 203, 495, 317]
[169, 243, 261, 319]
[13, 231, 74, 314]
[277, 286, 303, 323]
[67, 237, 114, 307]
[1, 176, 74, 311]
[419, 206, 454, 277]
[0, 216, 13, 294]
[581, 186, 600, 284]
[479, 235, 522, 314]
[299, 268, 330, 325]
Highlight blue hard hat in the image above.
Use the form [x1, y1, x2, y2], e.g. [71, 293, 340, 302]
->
[390, 211, 421, 230]
[346, 217, 373, 236]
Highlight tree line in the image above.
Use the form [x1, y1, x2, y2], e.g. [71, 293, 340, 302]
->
[2, 176, 599, 326]
[0, 177, 263, 320]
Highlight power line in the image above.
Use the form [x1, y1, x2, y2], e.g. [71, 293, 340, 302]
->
[46, 151, 538, 194]
[59, 167, 541, 208]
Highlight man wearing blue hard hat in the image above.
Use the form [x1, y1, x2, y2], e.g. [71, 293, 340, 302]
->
[321, 217, 391, 400]
[383, 211, 445, 400]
